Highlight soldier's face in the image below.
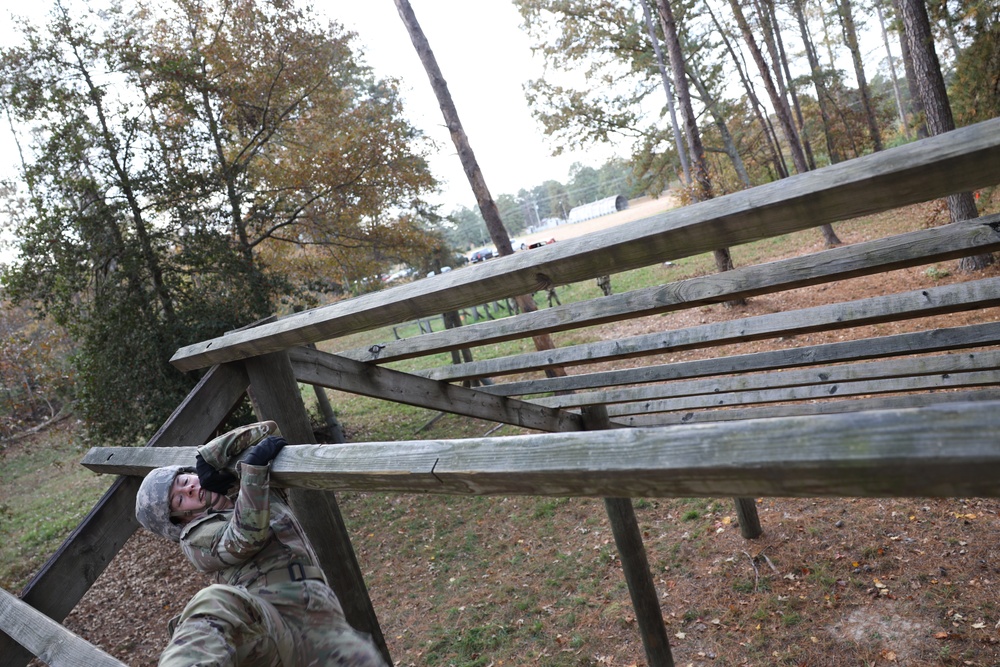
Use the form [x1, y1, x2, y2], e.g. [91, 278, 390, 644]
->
[170, 473, 233, 520]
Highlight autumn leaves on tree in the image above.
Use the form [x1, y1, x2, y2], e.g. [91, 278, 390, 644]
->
[0, 0, 439, 441]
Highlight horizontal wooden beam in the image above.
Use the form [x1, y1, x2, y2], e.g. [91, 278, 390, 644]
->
[605, 369, 1000, 417]
[483, 321, 1000, 397]
[533, 349, 1000, 409]
[621, 388, 1000, 426]
[82, 400, 1000, 498]
[423, 276, 1000, 382]
[342, 217, 1000, 365]
[169, 119, 1000, 372]
[0, 587, 127, 667]
[287, 346, 583, 433]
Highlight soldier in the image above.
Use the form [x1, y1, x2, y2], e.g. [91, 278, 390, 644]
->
[135, 421, 386, 667]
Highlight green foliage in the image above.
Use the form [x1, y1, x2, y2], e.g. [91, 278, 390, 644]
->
[0, 299, 75, 439]
[442, 206, 489, 251]
[0, 0, 439, 443]
[950, 4, 1000, 126]
[0, 426, 109, 591]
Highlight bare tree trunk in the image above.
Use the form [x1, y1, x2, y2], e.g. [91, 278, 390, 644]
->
[892, 0, 928, 138]
[706, 1, 788, 178]
[640, 0, 691, 185]
[729, 0, 808, 174]
[765, 0, 815, 168]
[685, 61, 752, 187]
[793, 0, 842, 163]
[899, 0, 992, 271]
[838, 0, 884, 151]
[393, 0, 569, 373]
[656, 0, 743, 304]
[729, 0, 838, 246]
[876, 0, 909, 139]
[766, 0, 841, 245]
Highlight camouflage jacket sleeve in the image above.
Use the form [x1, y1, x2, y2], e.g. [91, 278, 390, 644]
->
[196, 421, 277, 470]
[180, 462, 272, 571]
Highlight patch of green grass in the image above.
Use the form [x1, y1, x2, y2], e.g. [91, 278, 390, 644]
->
[424, 624, 512, 667]
[0, 427, 111, 590]
[781, 611, 804, 627]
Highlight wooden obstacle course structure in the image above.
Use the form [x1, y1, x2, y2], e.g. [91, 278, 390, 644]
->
[3, 118, 1000, 666]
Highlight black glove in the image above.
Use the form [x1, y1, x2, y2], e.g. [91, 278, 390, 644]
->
[242, 435, 287, 467]
[196, 454, 237, 494]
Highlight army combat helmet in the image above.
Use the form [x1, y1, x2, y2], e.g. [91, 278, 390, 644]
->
[135, 465, 191, 542]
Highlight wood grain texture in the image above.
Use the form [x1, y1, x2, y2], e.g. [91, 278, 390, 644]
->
[287, 346, 584, 433]
[83, 400, 1000, 499]
[605, 369, 1000, 416]
[423, 277, 1000, 381]
[169, 119, 1000, 372]
[620, 388, 1000, 425]
[534, 349, 1000, 409]
[483, 321, 1000, 397]
[0, 588, 127, 667]
[341, 217, 1000, 365]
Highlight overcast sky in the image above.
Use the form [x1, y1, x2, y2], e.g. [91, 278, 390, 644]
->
[0, 0, 621, 211]
[326, 0, 623, 212]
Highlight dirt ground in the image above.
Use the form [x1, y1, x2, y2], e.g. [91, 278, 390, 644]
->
[53, 198, 1000, 666]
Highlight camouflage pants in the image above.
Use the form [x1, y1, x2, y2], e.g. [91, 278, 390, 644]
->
[160, 582, 386, 667]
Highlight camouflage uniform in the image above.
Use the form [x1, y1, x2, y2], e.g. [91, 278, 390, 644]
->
[137, 423, 386, 667]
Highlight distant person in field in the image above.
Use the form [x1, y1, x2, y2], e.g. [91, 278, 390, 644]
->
[135, 421, 386, 667]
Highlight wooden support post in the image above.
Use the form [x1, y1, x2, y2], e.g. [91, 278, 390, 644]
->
[734, 497, 763, 539]
[581, 406, 674, 667]
[242, 352, 391, 666]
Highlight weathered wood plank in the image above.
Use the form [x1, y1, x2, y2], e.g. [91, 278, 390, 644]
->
[423, 277, 1000, 382]
[0, 363, 248, 667]
[0, 588, 127, 667]
[341, 218, 1000, 365]
[483, 322, 1000, 397]
[287, 346, 584, 432]
[621, 388, 1000, 426]
[533, 349, 1000, 409]
[605, 369, 1000, 417]
[83, 400, 1000, 498]
[170, 119, 1000, 372]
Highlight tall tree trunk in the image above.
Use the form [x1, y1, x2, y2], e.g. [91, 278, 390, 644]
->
[730, 0, 840, 246]
[705, 0, 788, 178]
[767, 0, 815, 169]
[393, 0, 569, 372]
[685, 59, 752, 187]
[838, 0, 884, 151]
[729, 0, 809, 174]
[656, 0, 743, 304]
[793, 0, 842, 163]
[892, 0, 928, 137]
[899, 0, 992, 271]
[768, 0, 841, 245]
[640, 0, 691, 185]
[876, 0, 909, 139]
